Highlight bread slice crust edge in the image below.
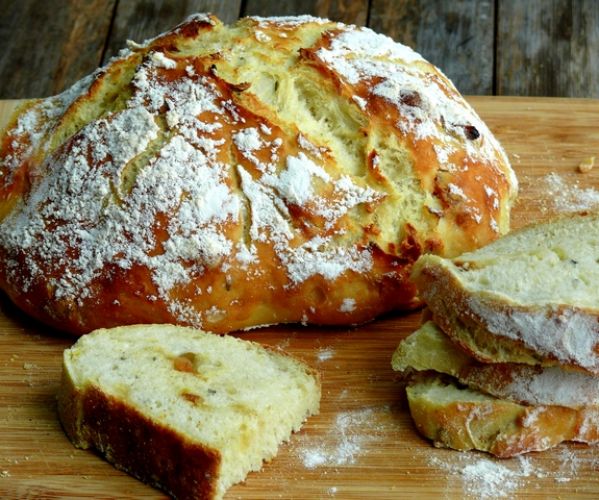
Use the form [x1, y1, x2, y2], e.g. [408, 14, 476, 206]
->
[392, 320, 599, 408]
[413, 254, 599, 374]
[57, 371, 221, 500]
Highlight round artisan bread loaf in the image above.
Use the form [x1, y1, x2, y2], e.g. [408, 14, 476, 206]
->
[0, 14, 517, 334]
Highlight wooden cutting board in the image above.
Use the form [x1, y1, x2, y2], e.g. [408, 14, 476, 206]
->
[1, 97, 599, 499]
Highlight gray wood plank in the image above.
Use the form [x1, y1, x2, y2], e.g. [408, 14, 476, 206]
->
[243, 0, 368, 25]
[369, 0, 495, 95]
[497, 0, 599, 97]
[0, 0, 116, 99]
[102, 0, 243, 63]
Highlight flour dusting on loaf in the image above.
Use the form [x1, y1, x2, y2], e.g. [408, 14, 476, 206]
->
[0, 14, 516, 334]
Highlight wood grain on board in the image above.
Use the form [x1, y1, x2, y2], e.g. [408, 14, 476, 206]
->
[496, 0, 599, 97]
[369, 0, 495, 95]
[0, 0, 116, 99]
[1, 97, 599, 498]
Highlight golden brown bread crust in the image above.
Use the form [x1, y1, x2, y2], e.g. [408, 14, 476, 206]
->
[0, 14, 516, 335]
[58, 374, 221, 499]
[57, 323, 321, 499]
[392, 320, 599, 408]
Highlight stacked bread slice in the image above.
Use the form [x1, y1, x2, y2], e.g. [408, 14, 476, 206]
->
[392, 213, 599, 457]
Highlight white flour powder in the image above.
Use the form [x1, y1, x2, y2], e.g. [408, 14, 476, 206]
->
[316, 347, 335, 362]
[427, 446, 591, 498]
[296, 406, 388, 469]
[541, 172, 599, 212]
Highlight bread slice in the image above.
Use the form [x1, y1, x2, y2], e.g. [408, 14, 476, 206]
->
[392, 321, 599, 408]
[406, 374, 599, 458]
[411, 212, 599, 374]
[57, 324, 320, 499]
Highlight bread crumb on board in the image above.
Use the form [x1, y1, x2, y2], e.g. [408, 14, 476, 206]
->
[578, 156, 595, 173]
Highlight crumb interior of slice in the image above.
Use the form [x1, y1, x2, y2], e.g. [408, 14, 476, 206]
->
[451, 215, 599, 307]
[66, 325, 319, 496]
[392, 320, 470, 374]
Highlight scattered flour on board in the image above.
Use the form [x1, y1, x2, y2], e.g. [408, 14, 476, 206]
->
[296, 406, 389, 469]
[541, 172, 599, 212]
[426, 445, 593, 499]
[428, 454, 525, 498]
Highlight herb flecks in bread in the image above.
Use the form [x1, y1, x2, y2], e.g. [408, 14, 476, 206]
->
[0, 14, 516, 334]
[57, 324, 320, 500]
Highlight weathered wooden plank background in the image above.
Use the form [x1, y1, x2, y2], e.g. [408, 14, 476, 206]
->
[1, 0, 598, 99]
